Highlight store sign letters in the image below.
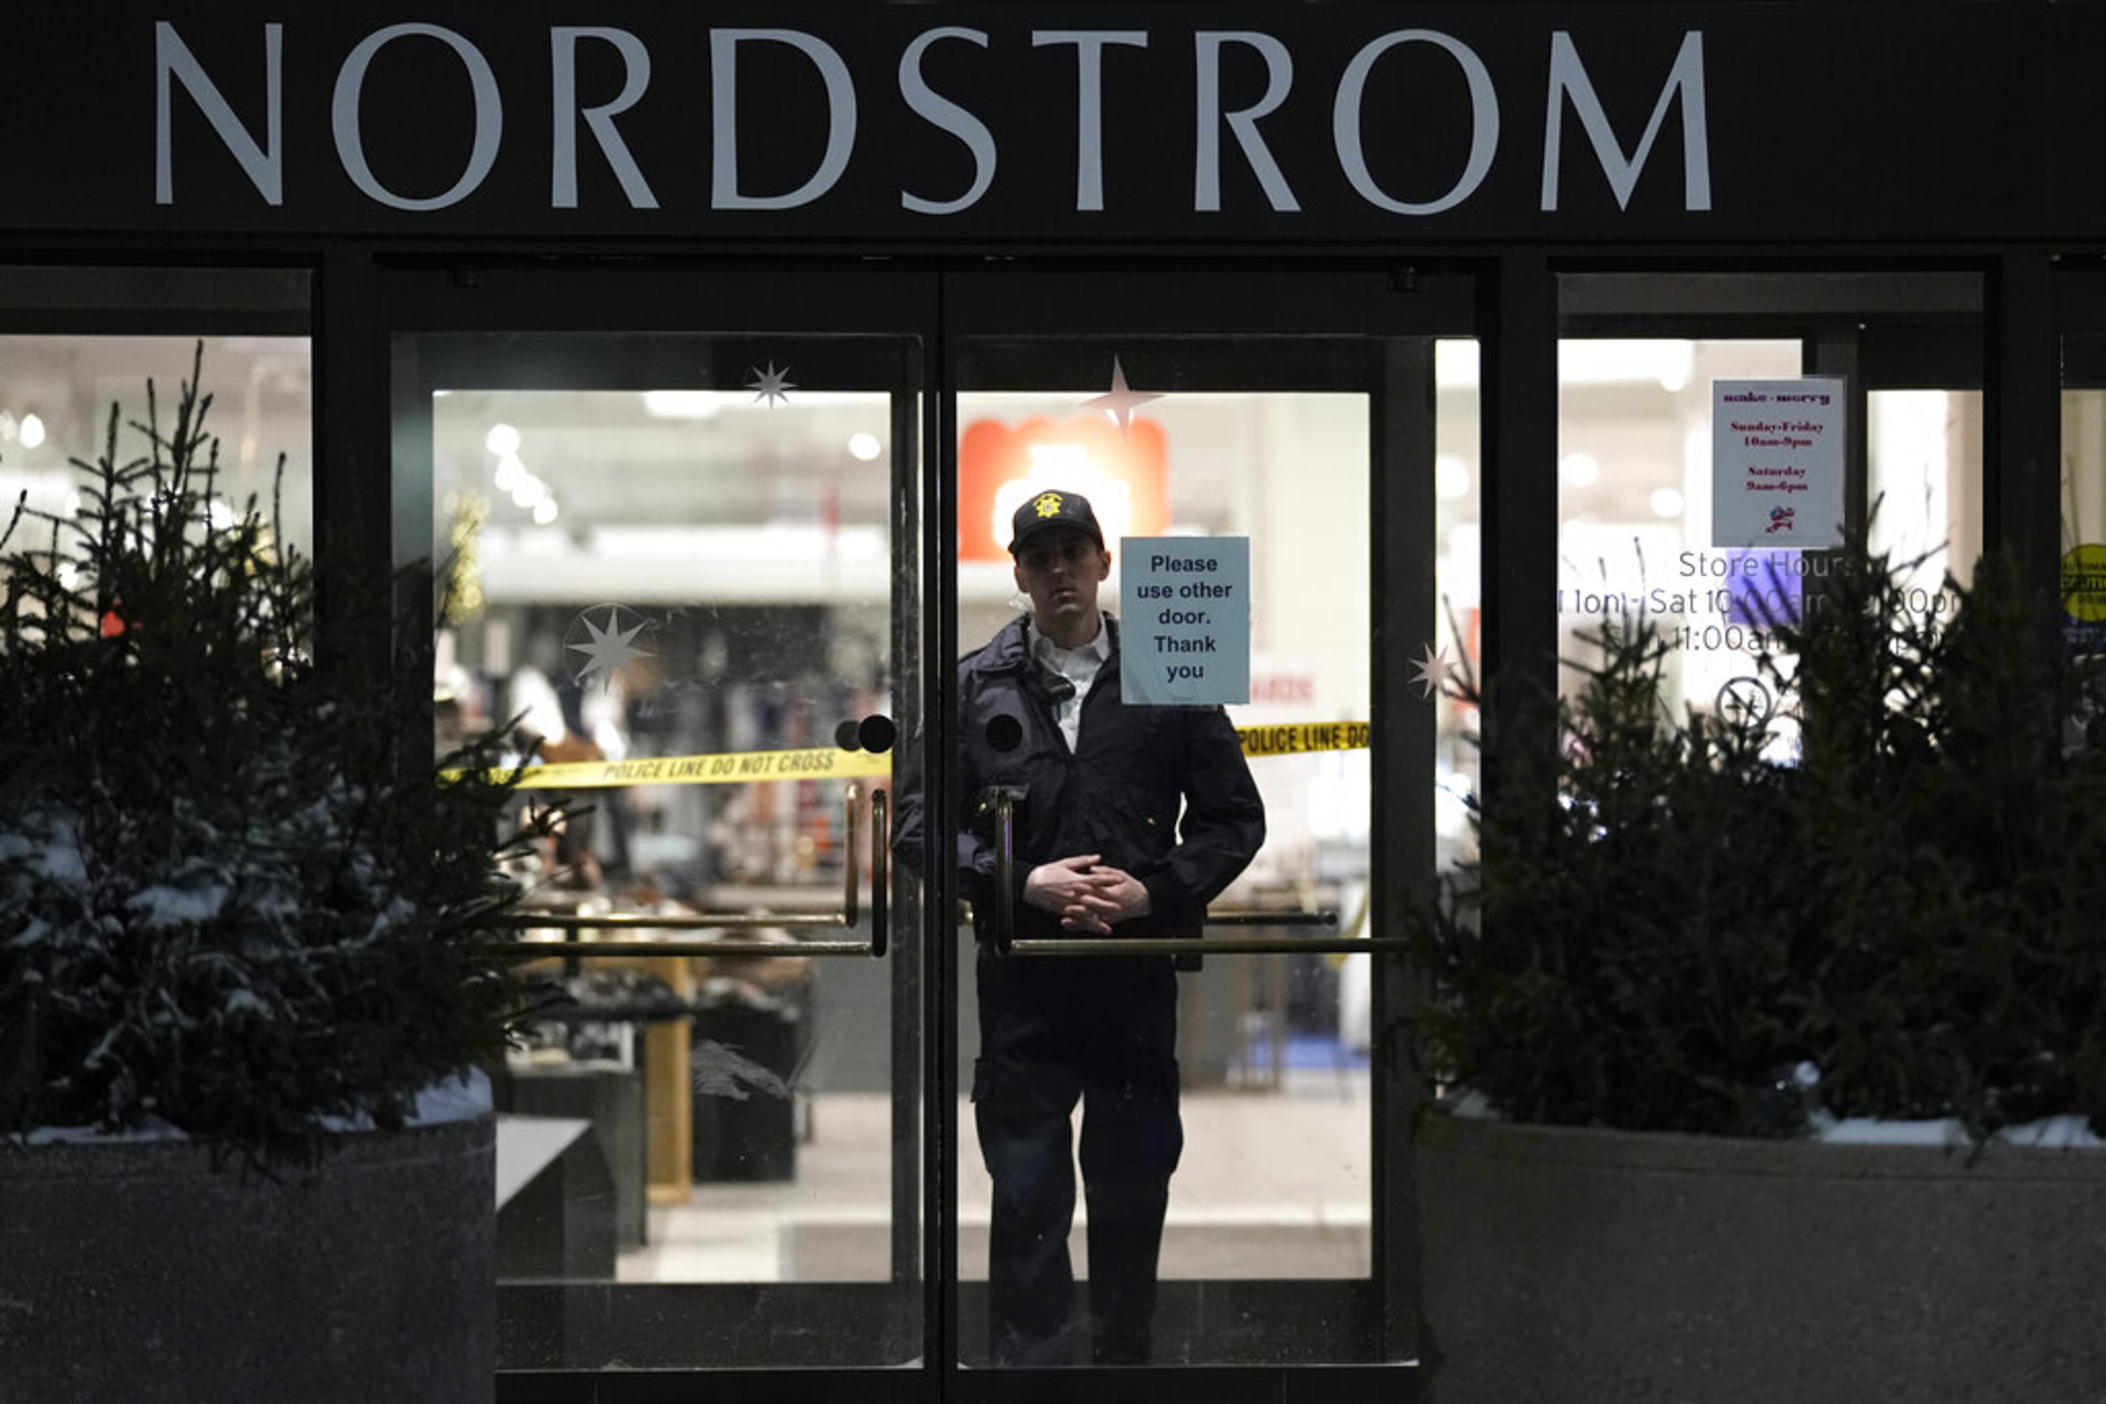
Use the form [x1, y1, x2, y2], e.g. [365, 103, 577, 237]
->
[150, 19, 1711, 220]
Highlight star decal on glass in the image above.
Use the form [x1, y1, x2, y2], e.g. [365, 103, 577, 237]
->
[566, 605, 652, 690]
[1410, 642, 1454, 700]
[746, 361, 796, 407]
[1081, 355, 1161, 439]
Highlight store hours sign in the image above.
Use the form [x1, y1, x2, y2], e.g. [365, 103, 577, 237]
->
[1121, 537, 1251, 706]
[1711, 378, 1845, 550]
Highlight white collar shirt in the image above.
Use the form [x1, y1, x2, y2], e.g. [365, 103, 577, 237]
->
[1027, 615, 1110, 752]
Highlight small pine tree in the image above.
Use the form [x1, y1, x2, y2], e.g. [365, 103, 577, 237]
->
[0, 347, 550, 1168]
[1410, 537, 2106, 1141]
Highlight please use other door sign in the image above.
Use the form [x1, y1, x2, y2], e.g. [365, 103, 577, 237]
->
[1120, 536, 1251, 706]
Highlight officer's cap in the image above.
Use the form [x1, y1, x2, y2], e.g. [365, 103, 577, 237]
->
[1008, 489, 1105, 554]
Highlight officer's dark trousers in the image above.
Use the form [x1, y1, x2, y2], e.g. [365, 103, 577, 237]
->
[973, 951, 1182, 1366]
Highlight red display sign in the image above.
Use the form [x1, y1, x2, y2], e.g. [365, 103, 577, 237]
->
[958, 415, 1169, 562]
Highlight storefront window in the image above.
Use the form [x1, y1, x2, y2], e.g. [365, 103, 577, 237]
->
[1869, 388, 1982, 591]
[0, 334, 313, 562]
[1556, 339, 1800, 715]
[1555, 336, 1981, 721]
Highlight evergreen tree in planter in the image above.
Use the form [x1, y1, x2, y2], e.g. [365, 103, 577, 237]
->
[0, 350, 559, 1401]
[1411, 538, 2106, 1139]
[1406, 542, 2106, 1403]
[0, 347, 547, 1164]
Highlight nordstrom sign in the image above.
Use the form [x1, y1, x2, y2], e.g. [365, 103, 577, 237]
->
[147, 14, 1711, 226]
[1, 3, 2051, 244]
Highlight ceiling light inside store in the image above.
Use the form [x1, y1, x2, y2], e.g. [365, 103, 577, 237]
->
[1650, 486, 1686, 518]
[494, 453, 526, 492]
[1435, 454, 1471, 501]
[641, 391, 725, 419]
[531, 499, 559, 526]
[1560, 340, 1696, 390]
[485, 423, 521, 457]
[512, 475, 549, 510]
[18, 413, 43, 449]
[848, 431, 882, 462]
[1559, 453, 1601, 486]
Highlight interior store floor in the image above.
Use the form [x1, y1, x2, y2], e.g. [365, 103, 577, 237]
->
[620, 1067, 1374, 1283]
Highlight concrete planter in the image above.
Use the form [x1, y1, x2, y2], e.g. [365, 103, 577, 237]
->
[1415, 1112, 2106, 1403]
[0, 1113, 494, 1403]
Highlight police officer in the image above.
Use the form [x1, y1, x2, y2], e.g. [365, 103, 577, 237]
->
[906, 488, 1264, 1365]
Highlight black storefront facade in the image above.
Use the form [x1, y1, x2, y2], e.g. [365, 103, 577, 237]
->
[3, 4, 2098, 1401]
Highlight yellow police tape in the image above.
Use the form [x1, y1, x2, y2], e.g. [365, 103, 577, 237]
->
[494, 721, 1371, 790]
[1235, 720, 1372, 758]
[506, 747, 892, 790]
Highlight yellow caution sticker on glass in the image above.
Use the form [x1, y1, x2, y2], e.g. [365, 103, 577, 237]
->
[2062, 544, 2106, 622]
[478, 720, 1371, 791]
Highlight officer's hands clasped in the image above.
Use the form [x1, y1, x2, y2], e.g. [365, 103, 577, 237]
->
[1023, 853, 1154, 935]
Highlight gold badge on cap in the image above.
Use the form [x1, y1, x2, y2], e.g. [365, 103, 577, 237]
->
[1033, 492, 1064, 518]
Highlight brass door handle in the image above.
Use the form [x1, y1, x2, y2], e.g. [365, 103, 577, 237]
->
[984, 788, 1408, 957]
[505, 784, 889, 958]
[989, 787, 1019, 956]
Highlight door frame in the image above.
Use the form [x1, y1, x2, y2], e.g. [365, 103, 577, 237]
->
[378, 256, 1476, 1403]
[380, 260, 942, 1381]
[933, 263, 1478, 1392]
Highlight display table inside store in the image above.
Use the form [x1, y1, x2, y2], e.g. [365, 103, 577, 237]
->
[494, 1114, 615, 1279]
[516, 947, 698, 1205]
[1176, 881, 1344, 1089]
[494, 1060, 647, 1247]
[514, 893, 834, 1202]
[690, 991, 803, 1182]
[685, 922, 815, 1184]
[691, 884, 846, 915]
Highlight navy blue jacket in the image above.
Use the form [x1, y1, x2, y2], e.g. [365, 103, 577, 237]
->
[905, 614, 1265, 945]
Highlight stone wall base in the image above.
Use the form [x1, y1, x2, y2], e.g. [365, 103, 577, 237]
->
[1416, 1113, 2106, 1404]
[0, 1115, 494, 1404]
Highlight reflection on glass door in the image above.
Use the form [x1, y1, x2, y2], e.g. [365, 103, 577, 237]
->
[398, 328, 923, 1372]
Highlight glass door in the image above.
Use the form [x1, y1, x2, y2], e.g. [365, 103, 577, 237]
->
[933, 269, 1477, 1385]
[387, 267, 931, 1377]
